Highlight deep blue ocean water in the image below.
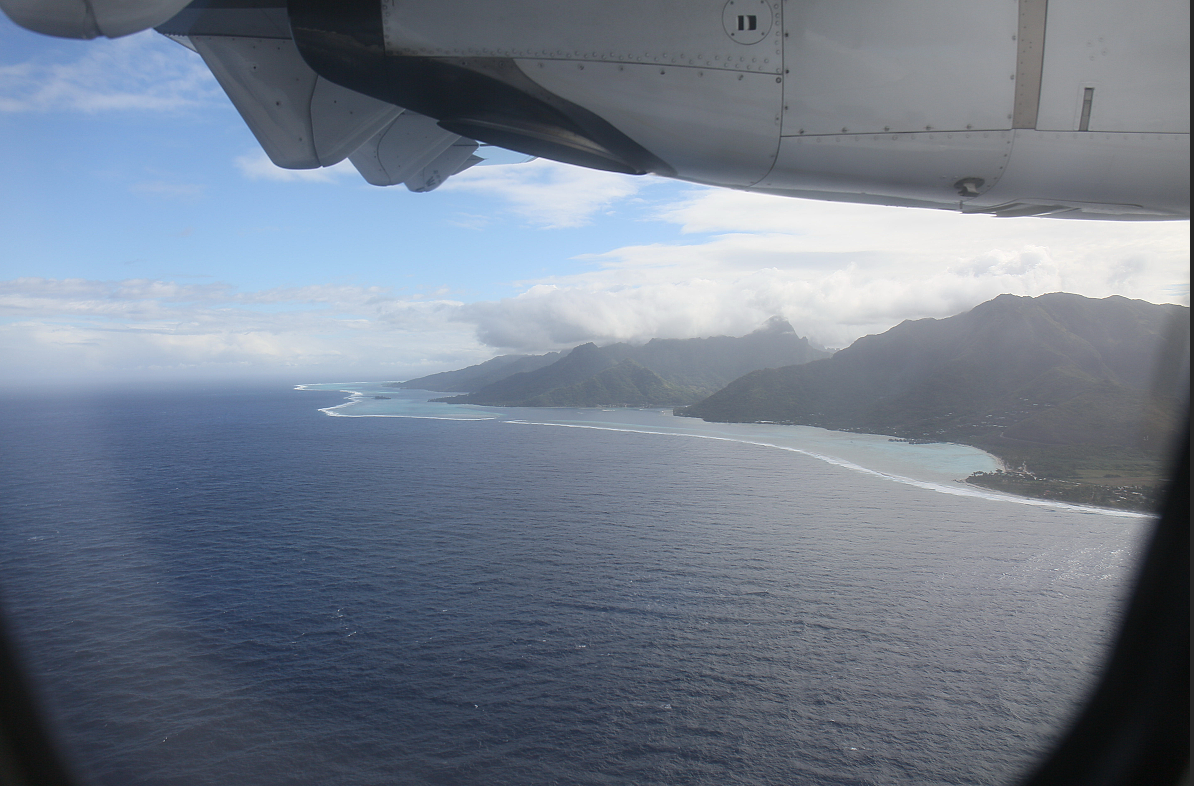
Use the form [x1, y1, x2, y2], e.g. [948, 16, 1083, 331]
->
[0, 384, 1151, 786]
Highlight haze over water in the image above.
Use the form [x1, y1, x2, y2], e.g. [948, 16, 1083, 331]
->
[0, 384, 1150, 785]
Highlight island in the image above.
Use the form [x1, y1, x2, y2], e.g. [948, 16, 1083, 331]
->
[397, 317, 830, 408]
[676, 293, 1188, 513]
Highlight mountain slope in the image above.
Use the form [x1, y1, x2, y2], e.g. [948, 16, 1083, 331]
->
[681, 294, 1187, 461]
[525, 360, 703, 407]
[437, 342, 619, 405]
[598, 316, 828, 394]
[439, 317, 830, 407]
[394, 351, 563, 393]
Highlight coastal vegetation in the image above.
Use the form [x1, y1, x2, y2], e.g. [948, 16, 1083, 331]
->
[964, 468, 1162, 511]
[678, 294, 1188, 512]
[396, 293, 1185, 512]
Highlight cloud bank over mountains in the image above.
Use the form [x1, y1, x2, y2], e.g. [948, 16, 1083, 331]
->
[0, 27, 1187, 385]
[3, 199, 1186, 384]
[446, 184, 1187, 352]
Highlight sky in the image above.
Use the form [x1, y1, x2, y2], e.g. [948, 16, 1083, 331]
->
[0, 17, 1188, 387]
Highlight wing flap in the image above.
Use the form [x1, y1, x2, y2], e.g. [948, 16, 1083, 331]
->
[156, 4, 508, 189]
[191, 34, 402, 170]
[349, 112, 460, 187]
[405, 140, 480, 192]
[309, 76, 402, 167]
[191, 35, 320, 169]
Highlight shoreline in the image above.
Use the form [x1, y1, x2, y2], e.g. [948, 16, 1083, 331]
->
[298, 384, 1148, 518]
[962, 471, 1162, 514]
[670, 408, 1162, 516]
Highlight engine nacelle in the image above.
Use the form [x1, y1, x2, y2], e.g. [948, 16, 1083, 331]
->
[0, 0, 189, 38]
[286, 0, 1188, 219]
[7, 0, 1185, 217]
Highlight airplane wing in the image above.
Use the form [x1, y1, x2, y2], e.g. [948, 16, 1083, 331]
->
[1, 1, 1190, 212]
[155, 2, 532, 192]
[0, 0, 187, 38]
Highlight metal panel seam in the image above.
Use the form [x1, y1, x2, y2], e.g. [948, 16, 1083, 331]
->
[1012, 0, 1048, 129]
[750, 0, 785, 187]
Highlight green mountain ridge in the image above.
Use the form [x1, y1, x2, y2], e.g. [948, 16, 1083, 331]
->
[422, 317, 829, 407]
[679, 293, 1187, 497]
[525, 360, 704, 407]
[391, 351, 563, 393]
[436, 341, 620, 405]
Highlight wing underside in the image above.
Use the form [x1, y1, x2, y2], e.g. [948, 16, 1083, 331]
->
[157, 3, 522, 191]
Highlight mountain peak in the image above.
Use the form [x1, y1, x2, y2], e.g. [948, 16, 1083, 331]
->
[434, 321, 828, 407]
[681, 292, 1186, 458]
[752, 316, 796, 335]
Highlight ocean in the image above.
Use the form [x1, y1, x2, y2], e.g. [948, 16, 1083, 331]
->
[0, 383, 1152, 785]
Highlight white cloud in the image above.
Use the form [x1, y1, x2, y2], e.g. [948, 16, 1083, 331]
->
[0, 31, 221, 113]
[1, 187, 1187, 383]
[450, 255, 1174, 353]
[441, 158, 646, 228]
[0, 277, 482, 383]
[234, 150, 358, 183]
[655, 188, 1190, 280]
[448, 189, 1189, 351]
